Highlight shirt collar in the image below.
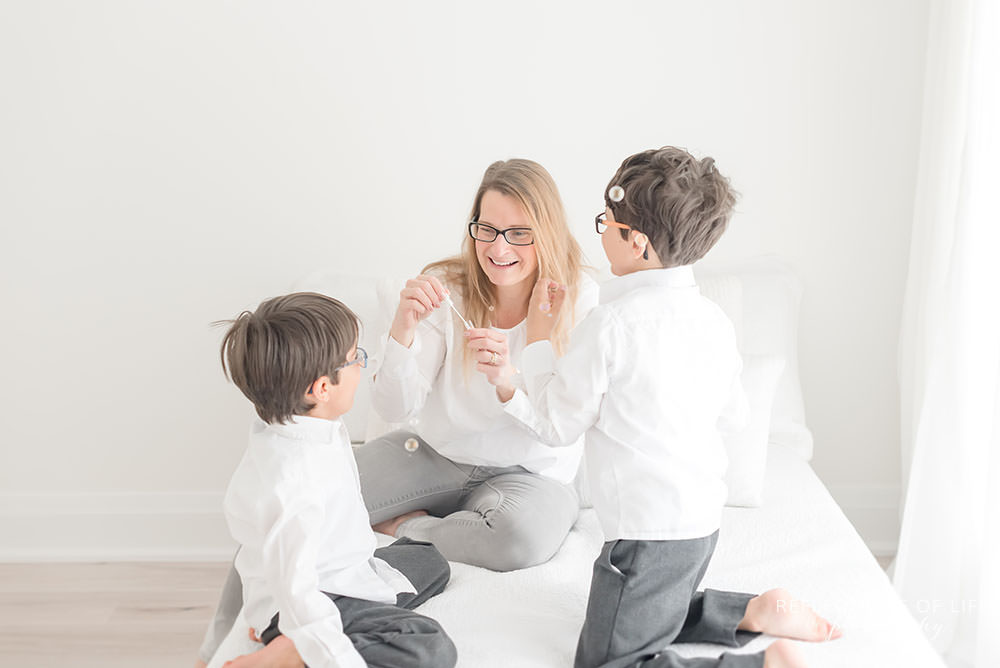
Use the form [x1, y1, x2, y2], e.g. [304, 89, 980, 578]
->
[599, 265, 697, 304]
[256, 414, 342, 443]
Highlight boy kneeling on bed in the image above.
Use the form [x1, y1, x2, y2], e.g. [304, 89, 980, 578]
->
[215, 293, 456, 668]
[472, 147, 841, 668]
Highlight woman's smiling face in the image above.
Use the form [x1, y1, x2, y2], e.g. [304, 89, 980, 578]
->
[474, 190, 539, 288]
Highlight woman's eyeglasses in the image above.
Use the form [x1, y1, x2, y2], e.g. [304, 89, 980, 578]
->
[468, 221, 534, 246]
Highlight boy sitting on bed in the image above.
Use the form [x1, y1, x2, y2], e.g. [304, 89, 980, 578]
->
[213, 292, 456, 668]
[471, 147, 841, 668]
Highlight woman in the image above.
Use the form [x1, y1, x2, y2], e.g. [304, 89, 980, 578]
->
[195, 159, 597, 666]
[362, 158, 597, 571]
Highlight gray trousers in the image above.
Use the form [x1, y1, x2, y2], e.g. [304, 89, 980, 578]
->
[358, 431, 580, 572]
[261, 538, 456, 668]
[576, 533, 763, 668]
[199, 430, 580, 662]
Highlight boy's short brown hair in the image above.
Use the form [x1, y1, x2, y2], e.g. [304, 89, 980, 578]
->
[605, 146, 737, 267]
[217, 292, 359, 425]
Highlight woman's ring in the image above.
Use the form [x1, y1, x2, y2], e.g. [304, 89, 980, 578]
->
[490, 351, 499, 365]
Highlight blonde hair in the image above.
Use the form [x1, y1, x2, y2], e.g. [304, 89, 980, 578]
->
[425, 159, 583, 357]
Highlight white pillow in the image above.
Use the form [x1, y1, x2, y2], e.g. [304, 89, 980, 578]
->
[700, 278, 786, 505]
[290, 271, 401, 443]
[699, 274, 744, 349]
[724, 354, 785, 507]
[698, 256, 813, 460]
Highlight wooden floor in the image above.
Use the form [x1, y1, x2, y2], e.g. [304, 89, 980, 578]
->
[0, 561, 230, 668]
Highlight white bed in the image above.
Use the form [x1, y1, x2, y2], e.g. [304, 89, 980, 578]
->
[207, 258, 945, 667]
[208, 445, 942, 667]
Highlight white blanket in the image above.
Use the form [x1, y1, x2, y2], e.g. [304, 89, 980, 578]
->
[209, 446, 944, 667]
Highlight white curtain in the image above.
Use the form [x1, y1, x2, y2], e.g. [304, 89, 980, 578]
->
[895, 0, 1000, 666]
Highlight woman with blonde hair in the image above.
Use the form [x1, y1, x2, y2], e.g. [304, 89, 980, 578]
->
[363, 158, 597, 570]
[194, 159, 597, 667]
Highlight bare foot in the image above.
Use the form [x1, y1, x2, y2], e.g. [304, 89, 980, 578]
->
[222, 635, 304, 668]
[194, 661, 208, 668]
[739, 588, 842, 641]
[763, 639, 807, 668]
[372, 509, 428, 537]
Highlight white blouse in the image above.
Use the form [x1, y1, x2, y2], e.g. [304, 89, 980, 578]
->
[371, 274, 599, 483]
[224, 416, 415, 668]
[503, 266, 748, 541]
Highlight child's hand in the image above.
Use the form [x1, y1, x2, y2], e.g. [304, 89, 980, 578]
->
[389, 274, 448, 348]
[467, 327, 515, 387]
[527, 278, 567, 344]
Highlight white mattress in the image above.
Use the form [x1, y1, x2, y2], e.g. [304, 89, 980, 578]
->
[208, 446, 944, 667]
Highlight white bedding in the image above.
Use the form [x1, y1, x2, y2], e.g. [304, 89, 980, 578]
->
[208, 446, 943, 667]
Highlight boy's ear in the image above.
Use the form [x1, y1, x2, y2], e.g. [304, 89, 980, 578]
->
[631, 231, 650, 258]
[308, 376, 334, 401]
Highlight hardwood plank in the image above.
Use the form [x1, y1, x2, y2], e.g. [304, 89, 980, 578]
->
[0, 590, 220, 626]
[0, 591, 117, 625]
[0, 626, 203, 668]
[108, 589, 221, 624]
[0, 562, 228, 668]
[0, 561, 231, 593]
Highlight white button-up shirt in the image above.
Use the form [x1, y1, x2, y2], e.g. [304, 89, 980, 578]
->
[504, 266, 747, 541]
[224, 416, 415, 668]
[371, 274, 599, 483]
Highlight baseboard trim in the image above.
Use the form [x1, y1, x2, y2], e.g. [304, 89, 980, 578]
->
[865, 541, 900, 558]
[0, 492, 234, 562]
[828, 483, 901, 557]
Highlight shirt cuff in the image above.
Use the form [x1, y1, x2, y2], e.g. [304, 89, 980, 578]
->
[520, 340, 556, 397]
[508, 369, 526, 393]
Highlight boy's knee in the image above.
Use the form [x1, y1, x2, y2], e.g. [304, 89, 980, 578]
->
[415, 542, 451, 596]
[391, 538, 452, 589]
[424, 621, 457, 668]
[425, 545, 451, 590]
[386, 616, 457, 668]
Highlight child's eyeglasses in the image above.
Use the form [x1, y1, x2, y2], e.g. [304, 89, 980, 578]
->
[594, 212, 631, 235]
[336, 347, 368, 371]
[468, 221, 535, 246]
[595, 213, 648, 260]
[307, 347, 368, 395]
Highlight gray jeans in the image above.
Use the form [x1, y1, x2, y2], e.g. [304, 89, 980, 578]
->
[261, 538, 456, 668]
[358, 430, 580, 572]
[576, 533, 763, 668]
[198, 431, 580, 662]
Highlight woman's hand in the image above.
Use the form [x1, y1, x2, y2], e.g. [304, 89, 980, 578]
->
[467, 328, 516, 401]
[389, 274, 449, 348]
[526, 278, 567, 344]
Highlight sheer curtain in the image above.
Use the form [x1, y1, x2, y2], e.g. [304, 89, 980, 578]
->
[895, 0, 1000, 666]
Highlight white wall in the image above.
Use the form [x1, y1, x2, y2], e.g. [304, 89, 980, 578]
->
[0, 1, 929, 558]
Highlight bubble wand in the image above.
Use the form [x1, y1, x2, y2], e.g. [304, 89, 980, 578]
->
[444, 294, 473, 330]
